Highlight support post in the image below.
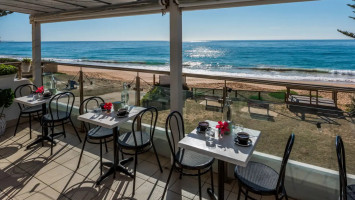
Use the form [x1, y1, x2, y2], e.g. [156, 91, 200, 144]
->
[169, 0, 183, 164]
[32, 22, 42, 86]
[309, 90, 312, 105]
[153, 74, 156, 85]
[169, 0, 183, 114]
[135, 74, 141, 106]
[316, 90, 319, 106]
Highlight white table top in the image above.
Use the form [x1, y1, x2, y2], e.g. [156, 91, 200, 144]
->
[77, 106, 145, 129]
[178, 120, 261, 167]
[14, 95, 50, 107]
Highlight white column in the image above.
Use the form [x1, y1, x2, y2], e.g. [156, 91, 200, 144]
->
[32, 22, 42, 86]
[169, 0, 183, 114]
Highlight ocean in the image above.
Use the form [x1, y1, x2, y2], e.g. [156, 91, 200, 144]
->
[0, 40, 354, 83]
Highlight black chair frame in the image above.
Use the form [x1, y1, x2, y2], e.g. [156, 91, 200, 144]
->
[236, 133, 295, 200]
[162, 111, 214, 200]
[336, 135, 352, 200]
[77, 96, 113, 175]
[41, 92, 81, 155]
[117, 106, 162, 196]
[14, 84, 42, 139]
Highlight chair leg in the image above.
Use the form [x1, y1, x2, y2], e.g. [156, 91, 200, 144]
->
[14, 113, 21, 136]
[100, 139, 103, 175]
[162, 165, 174, 199]
[237, 184, 242, 200]
[62, 121, 66, 138]
[152, 142, 163, 173]
[77, 134, 88, 169]
[283, 187, 289, 200]
[132, 151, 138, 196]
[245, 190, 248, 200]
[198, 170, 202, 200]
[210, 167, 214, 192]
[104, 138, 108, 153]
[69, 118, 81, 143]
[50, 125, 54, 156]
[29, 113, 32, 139]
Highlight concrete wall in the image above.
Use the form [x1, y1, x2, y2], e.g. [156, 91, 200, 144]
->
[1, 78, 32, 127]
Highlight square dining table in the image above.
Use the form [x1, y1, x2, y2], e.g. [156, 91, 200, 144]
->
[178, 120, 261, 200]
[14, 95, 54, 149]
[77, 106, 145, 185]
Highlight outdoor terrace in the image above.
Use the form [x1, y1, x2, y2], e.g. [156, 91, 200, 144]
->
[0, 121, 286, 200]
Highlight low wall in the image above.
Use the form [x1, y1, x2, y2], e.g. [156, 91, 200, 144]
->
[2, 79, 32, 127]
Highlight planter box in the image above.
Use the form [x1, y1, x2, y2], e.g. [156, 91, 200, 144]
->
[21, 63, 31, 73]
[0, 74, 16, 89]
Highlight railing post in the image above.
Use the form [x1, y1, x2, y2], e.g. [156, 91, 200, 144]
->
[153, 74, 156, 85]
[135, 73, 140, 106]
[258, 91, 261, 100]
[235, 90, 237, 98]
[17, 63, 22, 80]
[79, 68, 84, 131]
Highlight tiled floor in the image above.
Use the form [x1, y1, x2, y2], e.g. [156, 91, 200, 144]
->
[0, 121, 289, 200]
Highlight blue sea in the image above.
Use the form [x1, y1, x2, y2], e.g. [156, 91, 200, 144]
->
[0, 40, 355, 83]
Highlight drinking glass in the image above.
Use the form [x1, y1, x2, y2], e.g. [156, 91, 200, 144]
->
[205, 128, 215, 144]
[93, 107, 101, 117]
[234, 124, 244, 133]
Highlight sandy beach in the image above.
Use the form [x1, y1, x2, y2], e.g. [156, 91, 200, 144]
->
[57, 65, 355, 107]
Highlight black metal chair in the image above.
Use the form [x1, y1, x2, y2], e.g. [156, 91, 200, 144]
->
[41, 91, 81, 155]
[162, 111, 215, 200]
[14, 84, 42, 139]
[77, 96, 114, 175]
[234, 133, 295, 200]
[116, 107, 162, 196]
[336, 136, 355, 200]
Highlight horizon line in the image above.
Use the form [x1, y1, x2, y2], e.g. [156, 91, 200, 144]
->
[1, 39, 353, 42]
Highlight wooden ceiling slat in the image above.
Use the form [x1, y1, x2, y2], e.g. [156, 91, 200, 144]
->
[53, 0, 108, 8]
[0, 0, 61, 12]
[18, 0, 83, 10]
[0, 4, 45, 14]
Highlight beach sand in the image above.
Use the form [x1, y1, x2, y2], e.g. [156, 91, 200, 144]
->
[57, 65, 355, 108]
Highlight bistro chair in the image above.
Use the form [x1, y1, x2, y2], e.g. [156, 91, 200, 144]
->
[41, 91, 81, 155]
[77, 96, 113, 175]
[336, 135, 355, 200]
[162, 111, 215, 200]
[116, 107, 162, 196]
[14, 84, 42, 139]
[234, 133, 295, 200]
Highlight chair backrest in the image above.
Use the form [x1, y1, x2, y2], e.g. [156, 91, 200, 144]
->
[276, 133, 295, 194]
[165, 111, 185, 159]
[130, 107, 158, 147]
[79, 96, 105, 131]
[48, 92, 75, 121]
[14, 84, 38, 110]
[336, 135, 348, 200]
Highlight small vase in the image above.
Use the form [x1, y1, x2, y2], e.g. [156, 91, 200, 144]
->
[106, 110, 111, 114]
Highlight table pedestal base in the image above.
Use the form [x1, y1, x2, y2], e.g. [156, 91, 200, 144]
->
[26, 135, 56, 149]
[207, 160, 225, 200]
[96, 157, 134, 185]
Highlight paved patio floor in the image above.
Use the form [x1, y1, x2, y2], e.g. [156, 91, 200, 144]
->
[0, 121, 291, 200]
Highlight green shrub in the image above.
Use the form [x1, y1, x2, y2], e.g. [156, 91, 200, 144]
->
[249, 95, 263, 101]
[0, 58, 19, 63]
[269, 90, 298, 100]
[22, 58, 31, 63]
[0, 64, 18, 75]
[0, 88, 15, 116]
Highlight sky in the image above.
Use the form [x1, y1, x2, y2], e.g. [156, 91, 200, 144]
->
[0, 0, 354, 41]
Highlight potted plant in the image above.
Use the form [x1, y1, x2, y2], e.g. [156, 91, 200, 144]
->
[21, 58, 31, 73]
[0, 64, 18, 87]
[0, 88, 14, 136]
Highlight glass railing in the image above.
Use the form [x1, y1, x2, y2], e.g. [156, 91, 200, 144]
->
[42, 62, 355, 175]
